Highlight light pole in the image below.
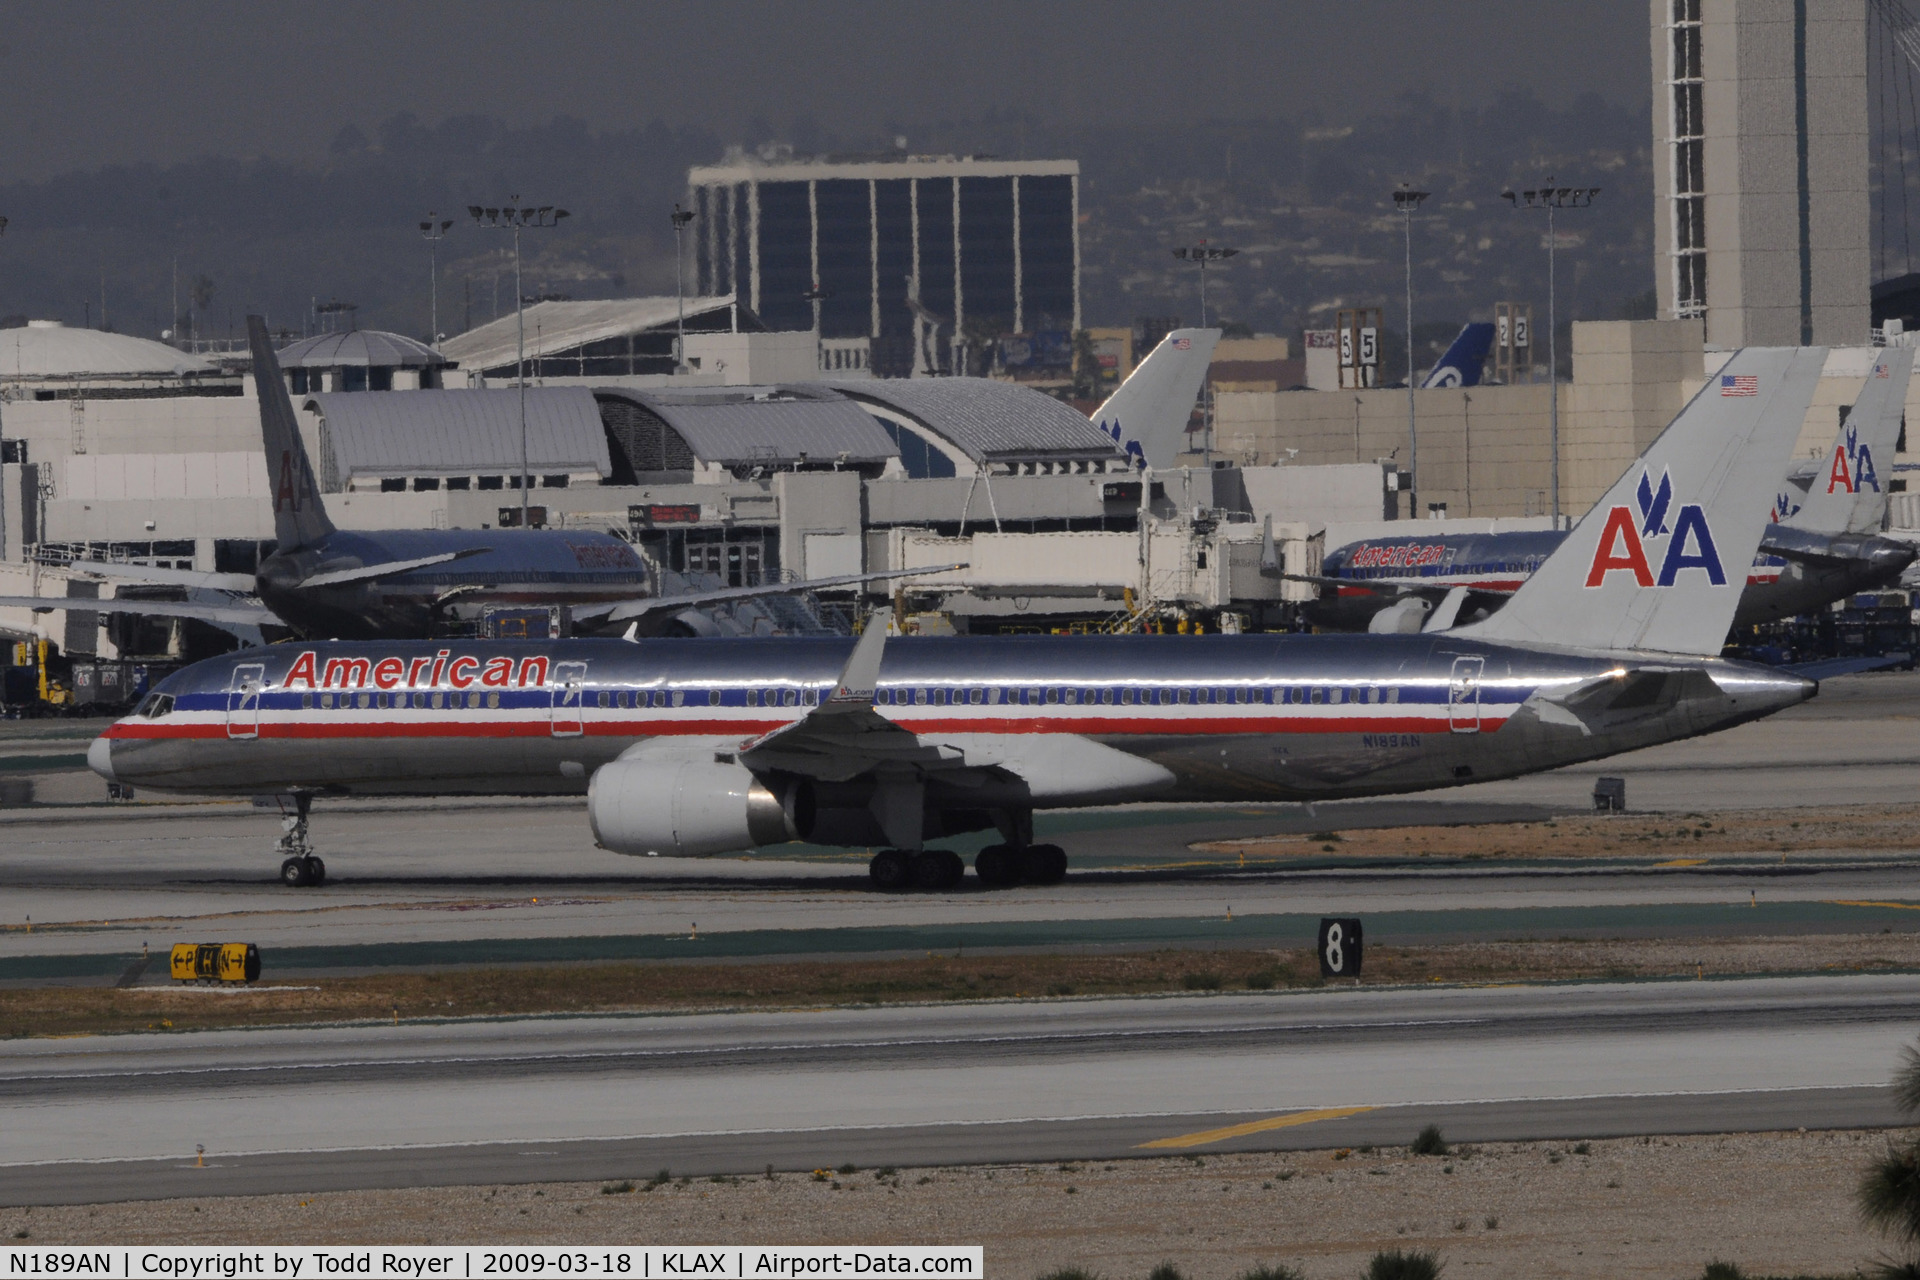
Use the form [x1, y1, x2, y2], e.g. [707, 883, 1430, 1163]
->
[1171, 242, 1238, 328]
[418, 213, 453, 348]
[469, 199, 570, 529]
[1172, 242, 1238, 466]
[671, 203, 696, 371]
[1393, 185, 1429, 518]
[1502, 179, 1598, 527]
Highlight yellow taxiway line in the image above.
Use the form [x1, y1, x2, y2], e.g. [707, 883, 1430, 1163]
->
[1137, 1105, 1375, 1149]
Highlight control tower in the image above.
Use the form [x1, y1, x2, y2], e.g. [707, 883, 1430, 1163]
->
[1650, 0, 1869, 346]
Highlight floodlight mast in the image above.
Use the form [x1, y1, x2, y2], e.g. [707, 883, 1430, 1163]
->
[418, 214, 454, 350]
[1394, 185, 1430, 519]
[671, 204, 696, 372]
[1501, 179, 1598, 527]
[469, 199, 570, 529]
[1171, 242, 1238, 328]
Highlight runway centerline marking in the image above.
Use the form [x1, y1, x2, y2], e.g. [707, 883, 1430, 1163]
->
[1137, 1106, 1375, 1149]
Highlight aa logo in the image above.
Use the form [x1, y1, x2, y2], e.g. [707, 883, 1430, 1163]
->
[1770, 490, 1802, 522]
[1098, 416, 1147, 465]
[274, 448, 313, 514]
[1584, 469, 1727, 588]
[1826, 423, 1880, 495]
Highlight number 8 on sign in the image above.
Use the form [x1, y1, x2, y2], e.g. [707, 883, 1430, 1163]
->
[1318, 917, 1363, 978]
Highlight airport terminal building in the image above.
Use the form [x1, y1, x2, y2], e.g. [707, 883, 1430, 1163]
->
[685, 154, 1081, 376]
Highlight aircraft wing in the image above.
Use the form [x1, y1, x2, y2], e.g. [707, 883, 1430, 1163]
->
[737, 608, 959, 781]
[579, 563, 970, 626]
[0, 595, 285, 626]
[298, 548, 491, 588]
[65, 561, 258, 592]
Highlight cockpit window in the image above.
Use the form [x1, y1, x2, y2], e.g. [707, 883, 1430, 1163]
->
[139, 693, 175, 719]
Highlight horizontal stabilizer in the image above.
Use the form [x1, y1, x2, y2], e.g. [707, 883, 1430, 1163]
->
[66, 561, 258, 593]
[0, 595, 283, 627]
[586, 563, 969, 627]
[298, 548, 490, 589]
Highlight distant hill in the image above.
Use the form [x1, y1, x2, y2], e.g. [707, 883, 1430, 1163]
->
[0, 91, 1653, 360]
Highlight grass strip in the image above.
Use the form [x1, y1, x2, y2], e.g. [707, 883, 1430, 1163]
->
[7, 934, 1920, 1039]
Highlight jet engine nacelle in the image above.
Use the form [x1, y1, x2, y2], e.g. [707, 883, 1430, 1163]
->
[1367, 595, 1433, 634]
[587, 757, 795, 857]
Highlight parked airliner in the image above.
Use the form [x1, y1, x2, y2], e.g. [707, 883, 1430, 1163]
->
[0, 317, 948, 642]
[1302, 347, 1916, 634]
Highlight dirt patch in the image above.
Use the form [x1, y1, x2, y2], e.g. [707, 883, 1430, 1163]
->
[1197, 803, 1920, 862]
[1, 1132, 1893, 1278]
[8, 933, 1920, 1039]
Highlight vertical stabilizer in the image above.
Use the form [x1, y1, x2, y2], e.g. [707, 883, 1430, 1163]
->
[1451, 347, 1826, 655]
[1419, 322, 1495, 389]
[1782, 346, 1912, 535]
[247, 315, 335, 553]
[1091, 328, 1221, 469]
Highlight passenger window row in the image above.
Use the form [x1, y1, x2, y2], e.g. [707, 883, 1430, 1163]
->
[867, 685, 1403, 707]
[299, 690, 500, 710]
[269, 684, 1407, 715]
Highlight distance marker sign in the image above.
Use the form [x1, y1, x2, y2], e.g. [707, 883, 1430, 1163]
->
[1318, 917, 1363, 978]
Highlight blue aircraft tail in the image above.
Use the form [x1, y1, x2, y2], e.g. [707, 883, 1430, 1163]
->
[1420, 323, 1495, 389]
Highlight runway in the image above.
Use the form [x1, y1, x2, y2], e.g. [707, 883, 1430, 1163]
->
[1, 973, 1911, 1205]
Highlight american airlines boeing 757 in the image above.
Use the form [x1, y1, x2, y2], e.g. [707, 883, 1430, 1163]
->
[92, 348, 1826, 890]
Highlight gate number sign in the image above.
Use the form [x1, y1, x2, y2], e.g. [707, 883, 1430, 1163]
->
[1319, 917, 1364, 978]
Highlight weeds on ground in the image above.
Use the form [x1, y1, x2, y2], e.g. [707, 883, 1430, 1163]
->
[1364, 1250, 1442, 1280]
[1409, 1125, 1449, 1157]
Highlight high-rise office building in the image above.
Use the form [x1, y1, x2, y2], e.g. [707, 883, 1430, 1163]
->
[686, 154, 1080, 375]
[1651, 0, 1869, 346]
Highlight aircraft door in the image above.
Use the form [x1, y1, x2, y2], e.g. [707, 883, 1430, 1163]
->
[550, 661, 587, 737]
[225, 664, 266, 741]
[1447, 656, 1484, 734]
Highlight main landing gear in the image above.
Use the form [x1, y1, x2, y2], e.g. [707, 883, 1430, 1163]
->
[275, 792, 327, 888]
[865, 844, 1068, 891]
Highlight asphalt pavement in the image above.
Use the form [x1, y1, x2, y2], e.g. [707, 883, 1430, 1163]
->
[1, 974, 1911, 1205]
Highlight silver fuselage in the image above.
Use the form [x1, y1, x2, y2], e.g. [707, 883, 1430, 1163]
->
[93, 634, 1813, 817]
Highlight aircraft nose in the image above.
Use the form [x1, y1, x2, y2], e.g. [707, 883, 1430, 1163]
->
[86, 735, 116, 783]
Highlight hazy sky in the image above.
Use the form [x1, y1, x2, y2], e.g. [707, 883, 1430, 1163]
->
[0, 1, 1649, 181]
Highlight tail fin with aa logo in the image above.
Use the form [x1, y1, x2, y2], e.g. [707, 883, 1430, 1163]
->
[1452, 346, 1826, 656]
[246, 315, 336, 554]
[1781, 345, 1912, 535]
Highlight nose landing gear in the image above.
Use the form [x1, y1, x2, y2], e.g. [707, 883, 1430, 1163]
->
[274, 792, 327, 887]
